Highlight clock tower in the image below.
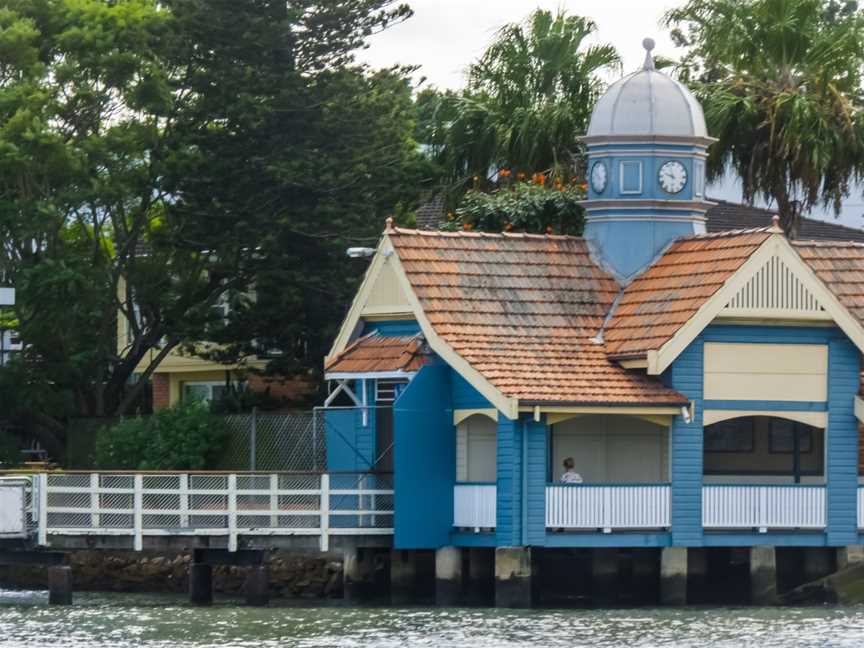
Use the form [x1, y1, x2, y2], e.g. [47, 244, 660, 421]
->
[581, 38, 716, 282]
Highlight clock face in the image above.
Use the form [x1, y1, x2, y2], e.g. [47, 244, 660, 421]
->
[659, 160, 687, 194]
[590, 161, 607, 194]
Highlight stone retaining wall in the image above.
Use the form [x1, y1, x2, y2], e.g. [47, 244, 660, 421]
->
[0, 551, 344, 598]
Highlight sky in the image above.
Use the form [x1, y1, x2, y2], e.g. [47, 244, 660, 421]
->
[357, 0, 864, 230]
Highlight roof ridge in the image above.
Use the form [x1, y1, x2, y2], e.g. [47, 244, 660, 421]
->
[793, 239, 864, 248]
[390, 226, 583, 241]
[679, 226, 772, 240]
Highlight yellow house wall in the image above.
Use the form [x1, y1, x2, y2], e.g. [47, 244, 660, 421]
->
[703, 342, 828, 402]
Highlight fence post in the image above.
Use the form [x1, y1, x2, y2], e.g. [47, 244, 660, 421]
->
[90, 473, 100, 529]
[179, 474, 190, 529]
[133, 474, 143, 551]
[269, 473, 279, 529]
[37, 473, 48, 546]
[250, 407, 257, 472]
[319, 473, 330, 552]
[228, 474, 238, 552]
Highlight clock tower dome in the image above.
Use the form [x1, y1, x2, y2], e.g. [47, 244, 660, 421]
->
[582, 38, 716, 282]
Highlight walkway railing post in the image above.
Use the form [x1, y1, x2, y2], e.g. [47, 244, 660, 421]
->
[269, 473, 279, 528]
[319, 473, 330, 552]
[90, 473, 100, 529]
[179, 474, 190, 529]
[250, 407, 257, 471]
[133, 474, 143, 551]
[228, 474, 238, 552]
[37, 473, 48, 546]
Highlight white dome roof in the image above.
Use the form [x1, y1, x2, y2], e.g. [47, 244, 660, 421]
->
[586, 41, 708, 139]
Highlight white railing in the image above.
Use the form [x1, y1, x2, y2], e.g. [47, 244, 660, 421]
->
[857, 487, 864, 529]
[453, 483, 496, 530]
[35, 472, 394, 552]
[545, 484, 671, 531]
[702, 485, 825, 530]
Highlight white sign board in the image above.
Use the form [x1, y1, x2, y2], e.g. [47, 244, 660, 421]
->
[0, 485, 26, 536]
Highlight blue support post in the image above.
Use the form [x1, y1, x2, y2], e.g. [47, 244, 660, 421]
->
[826, 337, 860, 545]
[669, 338, 704, 547]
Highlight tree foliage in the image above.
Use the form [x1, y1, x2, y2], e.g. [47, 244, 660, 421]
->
[665, 0, 864, 237]
[0, 0, 429, 457]
[424, 9, 620, 190]
[93, 401, 228, 470]
[447, 175, 586, 235]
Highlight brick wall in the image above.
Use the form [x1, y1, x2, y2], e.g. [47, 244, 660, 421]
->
[152, 374, 170, 410]
[246, 373, 316, 403]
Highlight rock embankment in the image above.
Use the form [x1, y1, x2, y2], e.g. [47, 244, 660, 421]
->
[0, 551, 343, 598]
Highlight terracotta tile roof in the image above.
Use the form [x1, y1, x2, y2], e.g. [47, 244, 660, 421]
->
[794, 241, 864, 325]
[604, 229, 772, 358]
[389, 228, 688, 405]
[707, 199, 864, 242]
[325, 334, 429, 374]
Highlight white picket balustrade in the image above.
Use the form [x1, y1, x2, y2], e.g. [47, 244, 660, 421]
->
[702, 485, 825, 530]
[545, 484, 671, 531]
[453, 483, 496, 530]
[35, 472, 394, 552]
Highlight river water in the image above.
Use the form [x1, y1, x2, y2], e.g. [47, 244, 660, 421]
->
[2, 589, 864, 648]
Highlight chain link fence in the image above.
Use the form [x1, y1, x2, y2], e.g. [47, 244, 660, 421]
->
[216, 410, 326, 472]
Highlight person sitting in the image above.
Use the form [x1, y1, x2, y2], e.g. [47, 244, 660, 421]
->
[560, 457, 583, 483]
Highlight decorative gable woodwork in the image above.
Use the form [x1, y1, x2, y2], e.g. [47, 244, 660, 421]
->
[722, 254, 829, 319]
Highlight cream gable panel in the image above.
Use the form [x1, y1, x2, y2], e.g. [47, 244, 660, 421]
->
[703, 342, 827, 401]
[361, 258, 412, 314]
[722, 253, 830, 320]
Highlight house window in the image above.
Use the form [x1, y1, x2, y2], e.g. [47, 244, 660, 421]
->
[619, 161, 643, 194]
[375, 379, 408, 403]
[183, 381, 227, 403]
[693, 159, 705, 197]
[456, 415, 497, 482]
[705, 418, 755, 453]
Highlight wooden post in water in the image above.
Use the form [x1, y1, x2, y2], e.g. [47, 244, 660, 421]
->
[47, 565, 72, 605]
[189, 562, 213, 606]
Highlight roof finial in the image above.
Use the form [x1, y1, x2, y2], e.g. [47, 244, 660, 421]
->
[384, 216, 394, 233]
[769, 214, 783, 234]
[642, 37, 656, 71]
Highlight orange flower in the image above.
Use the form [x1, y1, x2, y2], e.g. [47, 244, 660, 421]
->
[516, 171, 526, 180]
[503, 222, 513, 232]
[498, 168, 511, 178]
[462, 222, 473, 231]
[579, 182, 588, 191]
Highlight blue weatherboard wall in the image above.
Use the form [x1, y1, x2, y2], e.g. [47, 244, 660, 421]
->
[451, 371, 492, 409]
[525, 418, 549, 546]
[667, 324, 862, 547]
[324, 391, 376, 472]
[667, 336, 704, 546]
[392, 363, 454, 549]
[496, 416, 522, 546]
[827, 336, 860, 545]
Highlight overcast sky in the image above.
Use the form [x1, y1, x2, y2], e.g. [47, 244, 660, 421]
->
[357, 0, 864, 230]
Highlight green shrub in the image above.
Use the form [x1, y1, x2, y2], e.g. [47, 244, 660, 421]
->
[94, 401, 229, 470]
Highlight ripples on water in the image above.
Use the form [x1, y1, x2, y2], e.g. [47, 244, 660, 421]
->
[1, 589, 864, 648]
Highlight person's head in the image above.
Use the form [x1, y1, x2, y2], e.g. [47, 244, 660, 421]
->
[563, 457, 575, 471]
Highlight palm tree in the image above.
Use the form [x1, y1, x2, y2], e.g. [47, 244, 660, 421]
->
[665, 0, 864, 238]
[428, 9, 621, 189]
